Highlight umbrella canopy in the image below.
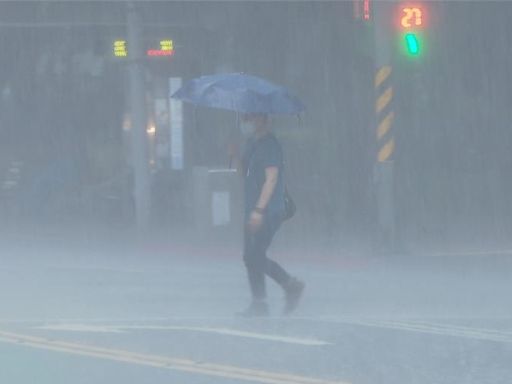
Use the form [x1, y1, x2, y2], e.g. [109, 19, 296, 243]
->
[171, 73, 305, 115]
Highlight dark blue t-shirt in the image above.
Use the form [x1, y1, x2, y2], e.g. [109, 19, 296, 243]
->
[242, 133, 285, 218]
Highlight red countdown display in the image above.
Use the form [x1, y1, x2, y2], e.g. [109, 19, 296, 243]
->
[397, 4, 428, 30]
[401, 7, 423, 28]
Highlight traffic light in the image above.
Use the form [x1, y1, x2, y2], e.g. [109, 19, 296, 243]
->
[398, 4, 426, 58]
[405, 33, 420, 56]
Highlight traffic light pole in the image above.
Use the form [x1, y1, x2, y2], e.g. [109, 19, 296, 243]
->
[127, 2, 151, 230]
[373, 1, 396, 253]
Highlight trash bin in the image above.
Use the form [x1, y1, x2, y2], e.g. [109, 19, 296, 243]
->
[191, 166, 242, 242]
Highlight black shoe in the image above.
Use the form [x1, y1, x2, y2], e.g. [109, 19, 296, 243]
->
[284, 277, 305, 315]
[236, 300, 269, 318]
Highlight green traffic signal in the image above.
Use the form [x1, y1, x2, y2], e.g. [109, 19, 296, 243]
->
[405, 33, 420, 56]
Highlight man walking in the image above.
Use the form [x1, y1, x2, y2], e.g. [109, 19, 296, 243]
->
[234, 113, 305, 317]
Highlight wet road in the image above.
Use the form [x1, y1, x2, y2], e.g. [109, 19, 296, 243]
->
[0, 243, 511, 384]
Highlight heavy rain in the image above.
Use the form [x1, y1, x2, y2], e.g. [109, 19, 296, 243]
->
[0, 2, 510, 383]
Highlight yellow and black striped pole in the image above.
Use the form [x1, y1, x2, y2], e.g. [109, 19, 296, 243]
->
[373, 1, 396, 252]
[375, 66, 395, 163]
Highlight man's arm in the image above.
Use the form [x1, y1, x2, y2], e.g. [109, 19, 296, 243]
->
[248, 166, 279, 232]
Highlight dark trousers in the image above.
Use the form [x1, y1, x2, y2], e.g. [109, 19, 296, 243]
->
[243, 214, 290, 300]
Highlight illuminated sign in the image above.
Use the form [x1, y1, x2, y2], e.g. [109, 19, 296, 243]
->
[397, 4, 427, 57]
[401, 7, 423, 28]
[147, 40, 174, 57]
[405, 33, 420, 55]
[397, 4, 427, 30]
[113, 40, 127, 57]
[113, 39, 174, 58]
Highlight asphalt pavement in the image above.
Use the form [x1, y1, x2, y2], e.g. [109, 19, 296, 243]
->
[0, 239, 511, 384]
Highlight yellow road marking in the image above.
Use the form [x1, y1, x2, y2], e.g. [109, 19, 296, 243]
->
[0, 330, 350, 384]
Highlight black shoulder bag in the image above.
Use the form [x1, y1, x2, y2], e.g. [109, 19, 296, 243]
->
[283, 186, 296, 221]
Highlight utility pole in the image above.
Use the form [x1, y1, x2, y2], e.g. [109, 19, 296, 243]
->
[373, 1, 396, 253]
[127, 2, 151, 230]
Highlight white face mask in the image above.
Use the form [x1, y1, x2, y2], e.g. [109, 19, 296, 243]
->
[240, 121, 257, 137]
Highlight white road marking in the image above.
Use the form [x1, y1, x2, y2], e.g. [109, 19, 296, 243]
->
[426, 249, 512, 257]
[34, 324, 332, 346]
[404, 320, 512, 336]
[12, 315, 512, 344]
[295, 316, 512, 343]
[0, 316, 172, 324]
[352, 320, 511, 342]
[35, 324, 126, 333]
[123, 325, 331, 346]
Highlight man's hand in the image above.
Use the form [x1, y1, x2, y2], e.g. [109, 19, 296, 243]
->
[248, 210, 264, 232]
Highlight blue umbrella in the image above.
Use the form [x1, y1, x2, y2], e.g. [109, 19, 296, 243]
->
[171, 73, 305, 115]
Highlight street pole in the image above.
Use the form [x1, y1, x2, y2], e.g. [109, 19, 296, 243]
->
[373, 1, 396, 253]
[127, 2, 151, 230]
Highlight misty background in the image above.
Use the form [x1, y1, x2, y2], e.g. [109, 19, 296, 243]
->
[0, 1, 510, 256]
